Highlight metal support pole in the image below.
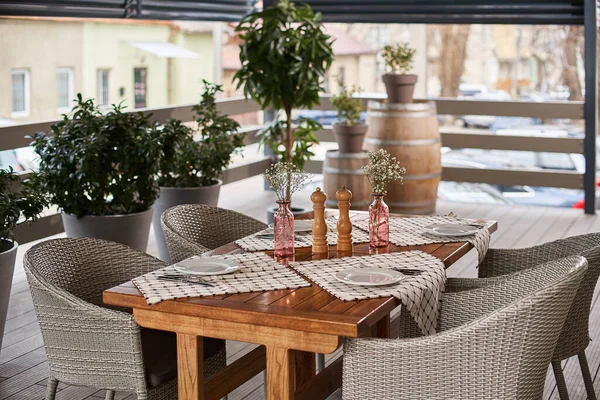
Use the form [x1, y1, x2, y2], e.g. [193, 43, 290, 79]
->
[263, 107, 277, 190]
[584, 0, 597, 214]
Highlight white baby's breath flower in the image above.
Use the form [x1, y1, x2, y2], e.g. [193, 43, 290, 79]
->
[264, 162, 312, 201]
[363, 149, 406, 195]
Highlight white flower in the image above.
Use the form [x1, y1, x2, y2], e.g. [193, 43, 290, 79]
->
[263, 162, 312, 201]
[363, 149, 406, 195]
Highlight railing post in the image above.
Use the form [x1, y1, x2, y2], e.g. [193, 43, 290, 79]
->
[263, 107, 277, 190]
[583, 0, 597, 214]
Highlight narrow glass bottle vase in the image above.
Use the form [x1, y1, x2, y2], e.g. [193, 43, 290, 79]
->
[274, 200, 295, 258]
[369, 194, 389, 248]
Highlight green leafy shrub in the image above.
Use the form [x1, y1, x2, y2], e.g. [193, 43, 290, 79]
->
[31, 94, 161, 217]
[0, 168, 47, 249]
[158, 81, 245, 187]
[331, 86, 363, 126]
[382, 43, 416, 74]
[234, 0, 333, 167]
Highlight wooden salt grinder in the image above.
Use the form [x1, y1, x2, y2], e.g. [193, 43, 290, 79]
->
[336, 186, 353, 252]
[311, 187, 328, 254]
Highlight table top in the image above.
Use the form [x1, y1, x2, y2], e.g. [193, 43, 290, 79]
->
[103, 211, 497, 338]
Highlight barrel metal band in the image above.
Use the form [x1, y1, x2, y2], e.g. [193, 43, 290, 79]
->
[323, 167, 366, 175]
[367, 111, 436, 119]
[364, 137, 441, 146]
[403, 172, 442, 181]
[367, 100, 436, 112]
[325, 200, 371, 207]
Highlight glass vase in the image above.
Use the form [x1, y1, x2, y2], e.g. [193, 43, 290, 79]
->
[274, 200, 295, 258]
[369, 194, 389, 248]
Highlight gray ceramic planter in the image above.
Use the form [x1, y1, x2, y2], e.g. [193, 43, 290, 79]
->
[0, 240, 17, 354]
[152, 180, 222, 262]
[62, 208, 153, 252]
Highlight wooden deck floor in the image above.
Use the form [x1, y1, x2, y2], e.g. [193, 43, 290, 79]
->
[2, 176, 600, 399]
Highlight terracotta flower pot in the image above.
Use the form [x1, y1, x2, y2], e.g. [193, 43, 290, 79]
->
[382, 74, 418, 104]
[333, 123, 368, 154]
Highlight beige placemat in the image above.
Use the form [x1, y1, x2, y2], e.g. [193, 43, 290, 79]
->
[133, 253, 310, 305]
[289, 251, 446, 335]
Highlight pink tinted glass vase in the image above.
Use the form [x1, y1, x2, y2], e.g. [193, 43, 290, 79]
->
[274, 201, 294, 258]
[369, 194, 389, 248]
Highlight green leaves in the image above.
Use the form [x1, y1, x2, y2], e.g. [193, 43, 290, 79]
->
[331, 86, 363, 126]
[0, 167, 47, 243]
[30, 96, 161, 217]
[234, 0, 333, 165]
[382, 43, 416, 75]
[158, 81, 246, 188]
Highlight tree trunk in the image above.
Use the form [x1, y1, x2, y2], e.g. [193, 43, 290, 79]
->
[564, 26, 583, 101]
[438, 25, 471, 97]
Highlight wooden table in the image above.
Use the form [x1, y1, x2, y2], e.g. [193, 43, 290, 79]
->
[103, 211, 497, 400]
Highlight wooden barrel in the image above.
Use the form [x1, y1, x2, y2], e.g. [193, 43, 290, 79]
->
[365, 100, 441, 214]
[322, 150, 371, 210]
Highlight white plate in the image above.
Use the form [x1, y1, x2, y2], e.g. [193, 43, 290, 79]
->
[174, 257, 240, 276]
[423, 223, 481, 237]
[267, 220, 313, 233]
[335, 268, 405, 287]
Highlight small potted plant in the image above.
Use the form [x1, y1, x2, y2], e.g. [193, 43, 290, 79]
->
[234, 0, 333, 219]
[154, 81, 246, 261]
[31, 94, 162, 251]
[263, 162, 312, 258]
[381, 43, 417, 103]
[0, 168, 46, 352]
[331, 85, 366, 153]
[363, 149, 406, 248]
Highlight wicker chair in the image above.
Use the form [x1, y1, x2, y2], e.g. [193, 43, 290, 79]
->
[342, 256, 587, 400]
[469, 233, 600, 400]
[161, 204, 267, 263]
[24, 237, 227, 400]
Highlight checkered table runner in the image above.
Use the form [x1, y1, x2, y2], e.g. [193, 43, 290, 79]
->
[235, 218, 370, 252]
[133, 253, 310, 305]
[353, 215, 491, 264]
[289, 251, 446, 335]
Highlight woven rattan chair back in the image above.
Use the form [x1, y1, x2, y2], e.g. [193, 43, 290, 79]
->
[161, 204, 267, 263]
[24, 238, 177, 399]
[342, 256, 587, 400]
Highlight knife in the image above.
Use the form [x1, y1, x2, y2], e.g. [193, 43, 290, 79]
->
[158, 275, 214, 287]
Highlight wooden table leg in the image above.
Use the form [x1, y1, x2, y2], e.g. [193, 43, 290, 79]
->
[177, 333, 205, 400]
[266, 347, 296, 400]
[295, 352, 316, 390]
[375, 314, 391, 338]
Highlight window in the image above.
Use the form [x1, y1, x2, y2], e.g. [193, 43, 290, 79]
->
[11, 69, 30, 116]
[57, 68, 74, 112]
[97, 69, 110, 106]
[337, 67, 345, 87]
[134, 68, 147, 109]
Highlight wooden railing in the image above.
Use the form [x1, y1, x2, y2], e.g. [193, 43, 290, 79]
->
[2, 95, 585, 244]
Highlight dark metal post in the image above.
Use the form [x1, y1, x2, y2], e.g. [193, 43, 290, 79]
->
[584, 0, 597, 214]
[263, 107, 277, 190]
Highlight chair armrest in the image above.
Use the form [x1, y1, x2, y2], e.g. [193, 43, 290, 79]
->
[444, 276, 506, 293]
[162, 219, 210, 264]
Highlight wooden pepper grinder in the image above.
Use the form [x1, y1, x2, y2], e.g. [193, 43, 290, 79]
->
[311, 187, 328, 254]
[336, 186, 353, 252]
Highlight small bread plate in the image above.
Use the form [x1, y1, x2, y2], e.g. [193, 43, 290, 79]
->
[423, 223, 482, 237]
[174, 257, 240, 276]
[267, 220, 313, 233]
[335, 268, 405, 287]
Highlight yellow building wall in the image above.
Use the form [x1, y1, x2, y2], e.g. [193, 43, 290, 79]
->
[170, 32, 215, 105]
[0, 19, 84, 123]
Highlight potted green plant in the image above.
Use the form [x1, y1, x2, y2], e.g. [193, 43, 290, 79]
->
[234, 0, 333, 219]
[0, 168, 46, 352]
[331, 85, 367, 153]
[31, 94, 161, 251]
[381, 43, 417, 103]
[153, 81, 246, 261]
